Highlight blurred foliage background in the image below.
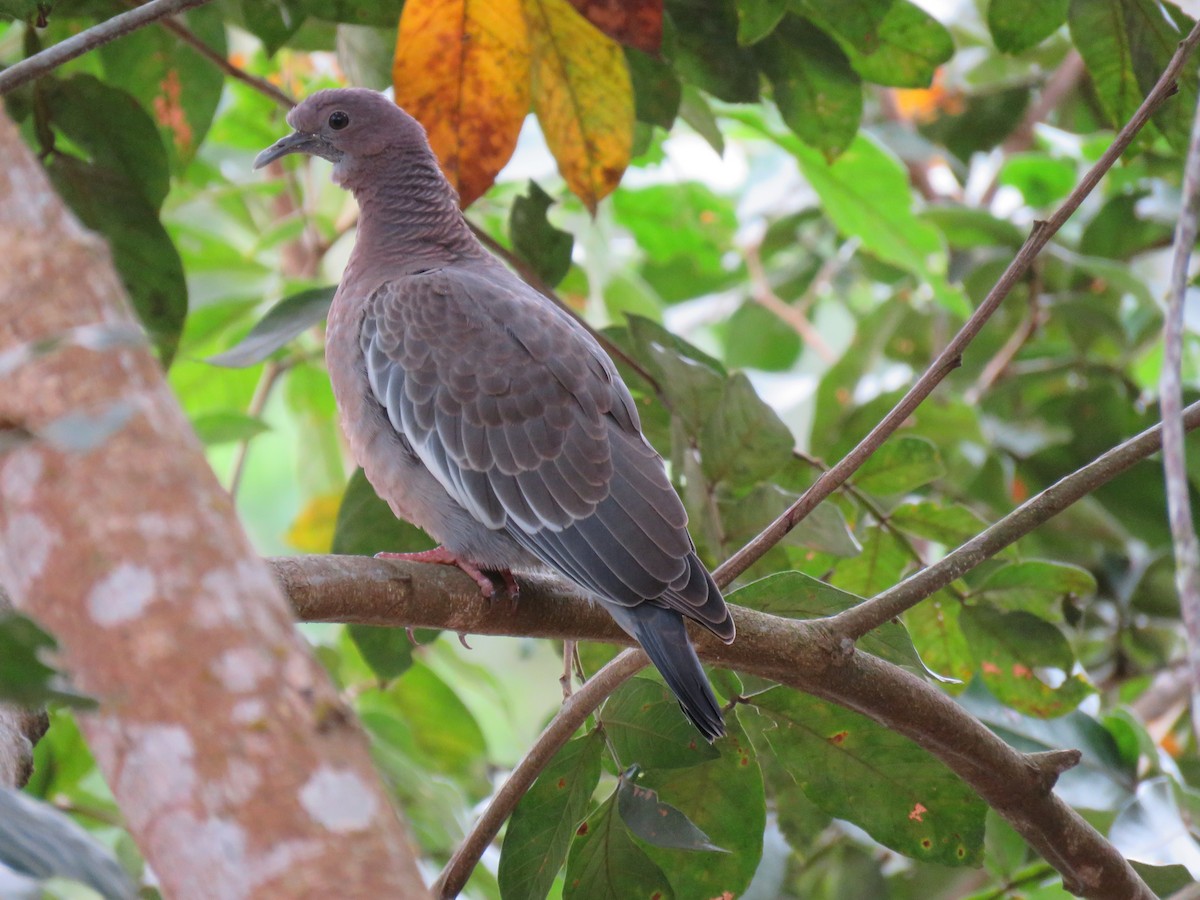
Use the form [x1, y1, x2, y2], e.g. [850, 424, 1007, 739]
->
[3, 0, 1200, 897]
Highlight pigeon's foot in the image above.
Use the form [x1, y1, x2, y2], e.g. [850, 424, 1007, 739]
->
[376, 546, 516, 600]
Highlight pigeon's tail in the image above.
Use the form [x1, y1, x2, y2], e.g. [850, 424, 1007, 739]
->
[607, 602, 725, 742]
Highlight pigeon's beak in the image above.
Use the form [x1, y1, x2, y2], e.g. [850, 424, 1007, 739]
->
[253, 131, 342, 169]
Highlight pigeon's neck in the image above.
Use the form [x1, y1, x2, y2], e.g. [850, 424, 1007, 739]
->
[345, 149, 484, 279]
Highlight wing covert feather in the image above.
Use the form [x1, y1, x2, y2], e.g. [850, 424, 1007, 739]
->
[359, 267, 729, 636]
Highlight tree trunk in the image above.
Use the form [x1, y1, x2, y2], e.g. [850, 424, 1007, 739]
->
[0, 112, 430, 898]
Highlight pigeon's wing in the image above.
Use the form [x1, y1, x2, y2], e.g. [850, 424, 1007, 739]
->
[361, 267, 732, 640]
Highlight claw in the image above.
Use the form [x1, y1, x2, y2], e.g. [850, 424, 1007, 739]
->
[457, 632, 473, 650]
[376, 546, 496, 599]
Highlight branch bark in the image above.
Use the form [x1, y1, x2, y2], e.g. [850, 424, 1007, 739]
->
[0, 0, 214, 95]
[1161, 60, 1200, 748]
[275, 552, 1148, 899]
[0, 112, 429, 897]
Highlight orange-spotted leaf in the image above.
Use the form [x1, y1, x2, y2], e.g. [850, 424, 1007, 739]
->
[524, 0, 635, 211]
[566, 0, 663, 54]
[393, 0, 532, 207]
[746, 689, 985, 866]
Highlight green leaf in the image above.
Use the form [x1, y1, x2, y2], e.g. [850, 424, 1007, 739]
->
[239, 0, 307, 55]
[853, 436, 945, 495]
[746, 121, 966, 315]
[500, 730, 605, 900]
[1129, 0, 1200, 155]
[191, 411, 269, 446]
[510, 181, 574, 288]
[678, 85, 725, 155]
[800, 0, 954, 87]
[626, 48, 682, 128]
[971, 560, 1097, 619]
[904, 593, 975, 689]
[830, 526, 910, 597]
[604, 677, 722, 769]
[699, 372, 794, 487]
[0, 788, 135, 899]
[736, 0, 788, 44]
[1080, 191, 1174, 260]
[207, 286, 334, 368]
[667, 0, 760, 102]
[921, 205, 1026, 249]
[43, 74, 170, 210]
[755, 17, 863, 159]
[347, 624, 429, 681]
[749, 688, 986, 865]
[889, 501, 1004, 553]
[625, 316, 727, 434]
[638, 711, 766, 897]
[988, 0, 1069, 53]
[362, 662, 488, 789]
[0, 0, 41, 21]
[959, 605, 1094, 717]
[918, 86, 1032, 162]
[0, 613, 92, 708]
[98, 4, 226, 168]
[332, 468, 437, 556]
[47, 155, 187, 366]
[564, 794, 674, 899]
[294, 0, 405, 26]
[613, 182, 740, 304]
[730, 571, 926, 668]
[719, 484, 861, 557]
[617, 766, 727, 852]
[722, 300, 801, 371]
[997, 153, 1077, 207]
[959, 680, 1135, 811]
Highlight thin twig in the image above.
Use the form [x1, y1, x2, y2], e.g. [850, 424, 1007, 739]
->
[432, 649, 647, 899]
[1160, 76, 1200, 749]
[0, 0, 214, 94]
[154, 14, 295, 109]
[745, 243, 837, 362]
[227, 359, 287, 497]
[715, 20, 1200, 590]
[468, 222, 664, 396]
[829, 401, 1200, 639]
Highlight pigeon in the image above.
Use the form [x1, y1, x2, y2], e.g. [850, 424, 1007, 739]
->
[255, 89, 735, 741]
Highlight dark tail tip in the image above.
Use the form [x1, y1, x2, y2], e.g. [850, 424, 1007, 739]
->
[623, 604, 725, 742]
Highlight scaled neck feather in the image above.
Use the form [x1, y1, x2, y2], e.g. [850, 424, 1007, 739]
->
[340, 145, 484, 286]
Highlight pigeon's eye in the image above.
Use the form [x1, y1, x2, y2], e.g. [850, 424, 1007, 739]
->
[328, 111, 350, 130]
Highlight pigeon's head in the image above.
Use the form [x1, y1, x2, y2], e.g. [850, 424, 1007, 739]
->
[254, 89, 429, 185]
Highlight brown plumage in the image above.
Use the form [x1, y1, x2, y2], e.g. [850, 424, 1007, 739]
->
[255, 89, 734, 739]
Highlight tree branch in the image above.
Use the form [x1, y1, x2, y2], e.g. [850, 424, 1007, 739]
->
[830, 401, 1200, 639]
[431, 649, 647, 898]
[275, 552, 1148, 899]
[714, 19, 1200, 589]
[0, 0, 214, 95]
[1160, 65, 1200, 748]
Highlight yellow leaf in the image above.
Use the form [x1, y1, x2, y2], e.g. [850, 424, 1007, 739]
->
[393, 0, 532, 207]
[286, 493, 342, 554]
[524, 0, 634, 212]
